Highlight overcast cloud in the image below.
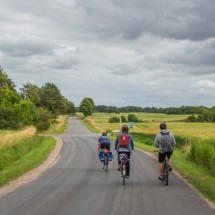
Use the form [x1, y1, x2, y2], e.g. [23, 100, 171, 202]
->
[1, 0, 215, 107]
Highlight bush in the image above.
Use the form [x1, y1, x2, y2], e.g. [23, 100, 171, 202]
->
[127, 114, 139, 122]
[36, 121, 51, 131]
[108, 116, 120, 123]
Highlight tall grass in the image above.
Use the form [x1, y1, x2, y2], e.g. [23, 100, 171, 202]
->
[189, 138, 215, 176]
[0, 126, 36, 147]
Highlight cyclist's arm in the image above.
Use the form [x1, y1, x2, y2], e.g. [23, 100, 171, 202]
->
[154, 134, 160, 148]
[98, 143, 101, 152]
[130, 135, 134, 150]
[171, 134, 176, 146]
[115, 136, 119, 150]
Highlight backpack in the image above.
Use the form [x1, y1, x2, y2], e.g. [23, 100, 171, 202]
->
[160, 132, 173, 152]
[119, 134, 129, 148]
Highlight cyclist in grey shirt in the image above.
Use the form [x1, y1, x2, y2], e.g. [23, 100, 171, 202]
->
[155, 123, 176, 180]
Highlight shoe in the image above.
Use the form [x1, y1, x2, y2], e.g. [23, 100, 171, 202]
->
[126, 175, 129, 178]
[168, 165, 172, 171]
[117, 167, 121, 171]
[158, 176, 163, 181]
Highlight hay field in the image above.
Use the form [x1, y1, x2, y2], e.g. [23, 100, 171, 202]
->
[84, 112, 215, 138]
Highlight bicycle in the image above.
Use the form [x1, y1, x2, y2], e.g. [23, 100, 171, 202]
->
[119, 153, 129, 185]
[161, 158, 169, 186]
[102, 147, 109, 171]
[154, 150, 170, 186]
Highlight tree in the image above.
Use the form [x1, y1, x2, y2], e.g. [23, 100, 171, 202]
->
[79, 97, 95, 116]
[20, 83, 41, 106]
[0, 67, 20, 106]
[40, 83, 65, 115]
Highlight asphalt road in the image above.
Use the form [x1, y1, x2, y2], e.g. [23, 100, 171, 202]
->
[0, 117, 214, 215]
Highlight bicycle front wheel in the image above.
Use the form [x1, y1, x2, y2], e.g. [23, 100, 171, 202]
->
[164, 174, 168, 185]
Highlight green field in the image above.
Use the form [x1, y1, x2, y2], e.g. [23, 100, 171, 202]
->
[81, 112, 215, 138]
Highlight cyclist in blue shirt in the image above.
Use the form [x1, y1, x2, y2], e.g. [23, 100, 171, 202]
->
[98, 132, 111, 152]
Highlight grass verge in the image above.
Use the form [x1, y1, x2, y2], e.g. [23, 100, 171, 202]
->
[80, 118, 101, 133]
[0, 136, 55, 187]
[41, 115, 68, 134]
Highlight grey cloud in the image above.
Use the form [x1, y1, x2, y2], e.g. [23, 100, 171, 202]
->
[0, 34, 54, 57]
[159, 39, 215, 76]
[77, 0, 215, 41]
[112, 65, 137, 76]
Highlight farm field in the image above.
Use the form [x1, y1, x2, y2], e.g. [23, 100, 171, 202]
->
[80, 112, 215, 138]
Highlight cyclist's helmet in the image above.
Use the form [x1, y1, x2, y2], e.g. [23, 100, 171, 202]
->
[121, 125, 129, 133]
[160, 122, 167, 130]
[102, 132, 107, 136]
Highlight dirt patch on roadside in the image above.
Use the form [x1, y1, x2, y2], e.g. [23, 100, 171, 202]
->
[0, 136, 63, 197]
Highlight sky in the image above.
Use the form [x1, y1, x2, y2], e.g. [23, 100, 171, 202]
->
[1, 0, 215, 108]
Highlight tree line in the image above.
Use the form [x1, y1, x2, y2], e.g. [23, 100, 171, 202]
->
[0, 67, 75, 130]
[95, 105, 214, 114]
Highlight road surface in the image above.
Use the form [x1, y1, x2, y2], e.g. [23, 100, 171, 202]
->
[0, 117, 214, 215]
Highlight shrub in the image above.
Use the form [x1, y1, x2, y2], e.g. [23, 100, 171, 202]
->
[108, 116, 120, 123]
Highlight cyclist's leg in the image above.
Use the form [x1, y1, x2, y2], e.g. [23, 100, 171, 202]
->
[166, 151, 173, 171]
[126, 152, 130, 177]
[117, 151, 121, 171]
[158, 152, 165, 179]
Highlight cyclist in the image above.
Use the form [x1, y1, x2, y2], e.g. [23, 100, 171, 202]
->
[115, 125, 134, 177]
[98, 131, 111, 152]
[155, 122, 176, 180]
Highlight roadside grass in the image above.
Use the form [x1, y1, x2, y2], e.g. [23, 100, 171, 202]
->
[0, 136, 55, 187]
[172, 149, 215, 203]
[80, 118, 101, 133]
[0, 130, 17, 135]
[41, 115, 68, 134]
[0, 126, 37, 147]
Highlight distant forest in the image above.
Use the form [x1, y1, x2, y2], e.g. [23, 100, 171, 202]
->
[95, 105, 214, 114]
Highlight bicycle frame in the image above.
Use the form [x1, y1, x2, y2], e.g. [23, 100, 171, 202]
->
[162, 159, 169, 186]
[119, 153, 129, 185]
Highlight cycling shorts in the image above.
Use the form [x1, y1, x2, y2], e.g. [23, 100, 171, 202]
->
[158, 151, 173, 163]
[100, 142, 110, 150]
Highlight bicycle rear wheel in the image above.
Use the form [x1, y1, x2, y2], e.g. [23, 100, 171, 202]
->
[104, 155, 108, 171]
[163, 167, 169, 186]
[164, 174, 168, 185]
[122, 163, 126, 185]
